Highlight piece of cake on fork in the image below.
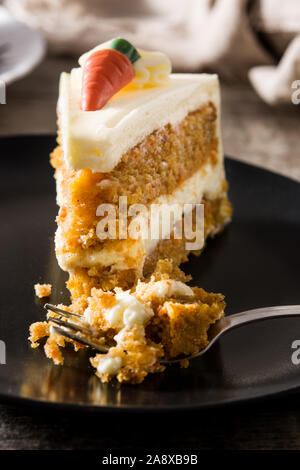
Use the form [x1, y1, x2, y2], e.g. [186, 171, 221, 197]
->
[52, 38, 232, 298]
[30, 260, 226, 383]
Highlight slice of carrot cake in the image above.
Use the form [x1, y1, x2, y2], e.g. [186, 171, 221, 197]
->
[29, 38, 232, 384]
[52, 38, 232, 296]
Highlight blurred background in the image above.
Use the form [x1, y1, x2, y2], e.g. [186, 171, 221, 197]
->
[1, 0, 300, 179]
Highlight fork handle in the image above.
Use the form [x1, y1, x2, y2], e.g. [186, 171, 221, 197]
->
[221, 305, 300, 332]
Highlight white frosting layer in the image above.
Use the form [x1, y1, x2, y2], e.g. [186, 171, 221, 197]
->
[56, 159, 225, 273]
[58, 71, 220, 172]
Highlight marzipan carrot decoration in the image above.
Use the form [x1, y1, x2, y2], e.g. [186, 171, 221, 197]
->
[81, 49, 135, 111]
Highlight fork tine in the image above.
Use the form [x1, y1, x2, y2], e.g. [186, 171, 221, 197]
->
[47, 314, 93, 336]
[51, 326, 109, 353]
[44, 303, 82, 319]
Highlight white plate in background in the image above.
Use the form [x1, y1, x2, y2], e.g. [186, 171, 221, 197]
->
[0, 6, 45, 85]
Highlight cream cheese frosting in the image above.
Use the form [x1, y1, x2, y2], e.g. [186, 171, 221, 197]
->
[102, 290, 153, 329]
[58, 70, 220, 172]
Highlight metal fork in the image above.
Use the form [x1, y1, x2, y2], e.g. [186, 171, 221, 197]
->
[45, 304, 109, 353]
[45, 304, 300, 364]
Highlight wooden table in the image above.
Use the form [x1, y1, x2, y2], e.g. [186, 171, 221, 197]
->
[0, 56, 300, 450]
[1, 395, 300, 450]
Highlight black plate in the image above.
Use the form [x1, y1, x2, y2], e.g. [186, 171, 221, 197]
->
[0, 135, 300, 412]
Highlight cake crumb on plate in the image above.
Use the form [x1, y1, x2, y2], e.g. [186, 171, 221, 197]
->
[34, 283, 52, 298]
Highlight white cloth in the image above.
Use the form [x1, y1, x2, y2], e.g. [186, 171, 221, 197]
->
[5, 0, 300, 104]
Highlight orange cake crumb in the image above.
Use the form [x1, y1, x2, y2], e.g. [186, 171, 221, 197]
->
[34, 283, 52, 298]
